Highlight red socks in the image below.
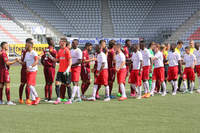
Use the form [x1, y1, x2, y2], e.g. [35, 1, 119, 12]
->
[5, 88, 10, 101]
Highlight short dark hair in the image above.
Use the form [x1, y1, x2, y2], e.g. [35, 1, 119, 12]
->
[108, 40, 116, 48]
[60, 37, 67, 42]
[25, 38, 33, 43]
[1, 42, 7, 48]
[177, 40, 183, 45]
[46, 37, 53, 46]
[185, 46, 190, 50]
[85, 42, 92, 48]
[99, 40, 106, 44]
[66, 41, 70, 47]
[125, 39, 131, 44]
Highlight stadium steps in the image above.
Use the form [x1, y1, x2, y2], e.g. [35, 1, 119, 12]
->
[19, 0, 64, 41]
[101, 0, 114, 37]
[164, 9, 200, 43]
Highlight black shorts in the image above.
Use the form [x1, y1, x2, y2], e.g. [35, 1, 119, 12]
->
[56, 72, 71, 85]
[164, 64, 169, 78]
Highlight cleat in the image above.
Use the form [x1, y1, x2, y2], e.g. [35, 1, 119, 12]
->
[54, 98, 61, 105]
[136, 96, 141, 99]
[44, 98, 48, 102]
[104, 97, 110, 102]
[145, 93, 151, 98]
[36, 97, 41, 104]
[150, 92, 154, 96]
[74, 98, 82, 103]
[117, 93, 122, 97]
[196, 89, 200, 93]
[190, 91, 193, 94]
[96, 94, 100, 99]
[130, 93, 136, 97]
[0, 100, 5, 105]
[162, 92, 167, 96]
[182, 90, 189, 94]
[61, 98, 68, 102]
[87, 97, 96, 101]
[172, 92, 176, 96]
[64, 101, 72, 104]
[7, 101, 16, 106]
[48, 100, 55, 103]
[19, 99, 24, 104]
[30, 100, 37, 105]
[81, 95, 87, 101]
[142, 93, 147, 98]
[25, 99, 32, 105]
[110, 95, 116, 99]
[118, 97, 127, 101]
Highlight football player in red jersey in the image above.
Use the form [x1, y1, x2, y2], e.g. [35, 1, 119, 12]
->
[41, 37, 57, 102]
[0, 42, 18, 105]
[81, 43, 95, 99]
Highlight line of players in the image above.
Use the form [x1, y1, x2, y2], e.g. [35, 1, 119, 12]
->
[0, 38, 199, 105]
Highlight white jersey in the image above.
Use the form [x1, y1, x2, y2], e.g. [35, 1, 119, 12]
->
[24, 50, 38, 72]
[141, 48, 152, 66]
[167, 51, 181, 67]
[154, 51, 164, 68]
[97, 52, 108, 71]
[131, 51, 143, 70]
[115, 51, 126, 69]
[183, 53, 196, 68]
[70, 48, 82, 66]
[193, 49, 200, 66]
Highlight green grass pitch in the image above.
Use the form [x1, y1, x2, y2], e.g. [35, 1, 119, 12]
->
[0, 65, 200, 133]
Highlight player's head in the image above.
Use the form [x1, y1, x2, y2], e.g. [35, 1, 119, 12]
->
[195, 42, 200, 50]
[154, 43, 160, 53]
[170, 43, 176, 52]
[125, 39, 131, 47]
[160, 44, 165, 52]
[99, 40, 106, 49]
[59, 37, 67, 48]
[85, 42, 92, 51]
[66, 41, 71, 49]
[164, 43, 170, 51]
[132, 44, 139, 53]
[185, 46, 190, 54]
[114, 43, 121, 53]
[95, 45, 101, 54]
[46, 37, 54, 47]
[26, 41, 33, 51]
[72, 39, 79, 49]
[25, 38, 33, 50]
[139, 40, 146, 50]
[108, 40, 116, 49]
[177, 40, 183, 49]
[148, 41, 156, 49]
[189, 40, 194, 48]
[1, 42, 8, 51]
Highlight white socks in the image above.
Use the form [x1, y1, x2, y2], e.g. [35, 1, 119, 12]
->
[120, 83, 127, 97]
[30, 85, 38, 101]
[105, 86, 109, 98]
[174, 80, 178, 93]
[143, 81, 149, 93]
[150, 81, 156, 94]
[71, 86, 78, 100]
[161, 82, 166, 94]
[183, 81, 188, 91]
[92, 85, 98, 98]
[191, 82, 194, 92]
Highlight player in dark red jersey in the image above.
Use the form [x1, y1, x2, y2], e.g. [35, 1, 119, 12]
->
[107, 40, 116, 98]
[0, 42, 18, 105]
[18, 38, 32, 104]
[81, 43, 95, 99]
[41, 37, 57, 102]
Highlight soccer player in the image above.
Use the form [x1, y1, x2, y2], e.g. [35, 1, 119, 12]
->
[107, 40, 116, 98]
[88, 45, 110, 101]
[81, 43, 95, 99]
[24, 41, 40, 105]
[115, 44, 127, 101]
[18, 38, 32, 104]
[140, 41, 152, 98]
[176, 40, 184, 92]
[182, 46, 196, 93]
[194, 42, 200, 92]
[67, 39, 82, 104]
[166, 43, 182, 95]
[41, 37, 57, 102]
[122, 39, 135, 97]
[53, 38, 72, 104]
[128, 44, 143, 99]
[150, 44, 167, 96]
[0, 42, 18, 105]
